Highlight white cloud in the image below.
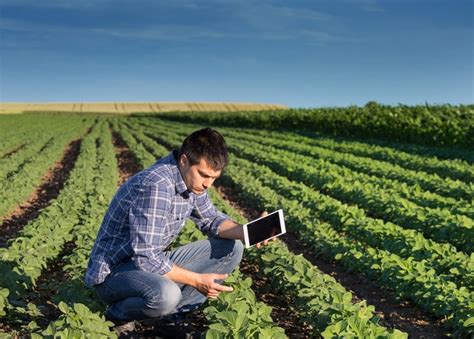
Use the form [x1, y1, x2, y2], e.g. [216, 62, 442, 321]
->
[92, 25, 232, 41]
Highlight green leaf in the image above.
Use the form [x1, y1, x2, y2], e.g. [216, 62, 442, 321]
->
[57, 301, 69, 314]
[206, 328, 227, 339]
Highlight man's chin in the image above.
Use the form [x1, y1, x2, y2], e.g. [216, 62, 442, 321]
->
[194, 189, 206, 195]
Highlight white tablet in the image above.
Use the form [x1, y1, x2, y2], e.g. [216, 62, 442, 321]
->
[243, 209, 286, 248]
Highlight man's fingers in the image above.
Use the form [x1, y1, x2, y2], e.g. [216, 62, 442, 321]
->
[260, 211, 268, 217]
[207, 291, 220, 299]
[211, 282, 233, 292]
[213, 273, 229, 281]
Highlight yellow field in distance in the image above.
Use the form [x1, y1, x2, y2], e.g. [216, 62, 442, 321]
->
[0, 102, 287, 114]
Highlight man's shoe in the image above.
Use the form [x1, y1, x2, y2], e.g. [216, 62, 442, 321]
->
[105, 313, 136, 336]
[112, 321, 136, 336]
[151, 313, 200, 339]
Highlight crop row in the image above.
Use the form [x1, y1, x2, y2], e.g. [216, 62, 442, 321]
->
[142, 118, 473, 217]
[136, 119, 473, 336]
[126, 120, 408, 337]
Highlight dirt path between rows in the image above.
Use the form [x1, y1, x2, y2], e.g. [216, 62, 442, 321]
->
[215, 183, 448, 338]
[110, 130, 142, 185]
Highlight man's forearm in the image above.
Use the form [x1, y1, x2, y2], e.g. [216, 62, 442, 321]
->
[164, 264, 200, 287]
[217, 219, 244, 240]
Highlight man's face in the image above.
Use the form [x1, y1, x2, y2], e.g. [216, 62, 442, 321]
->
[179, 154, 221, 195]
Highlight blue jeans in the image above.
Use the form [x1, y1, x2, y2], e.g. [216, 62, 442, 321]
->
[93, 237, 244, 321]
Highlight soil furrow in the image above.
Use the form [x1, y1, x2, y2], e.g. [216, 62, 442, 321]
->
[110, 129, 142, 185]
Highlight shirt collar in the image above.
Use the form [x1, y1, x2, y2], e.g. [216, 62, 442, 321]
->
[171, 150, 190, 196]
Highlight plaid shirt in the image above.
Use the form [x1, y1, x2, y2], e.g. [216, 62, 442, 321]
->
[85, 150, 230, 287]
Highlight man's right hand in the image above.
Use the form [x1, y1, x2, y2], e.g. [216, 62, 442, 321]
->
[194, 273, 233, 299]
[165, 265, 233, 299]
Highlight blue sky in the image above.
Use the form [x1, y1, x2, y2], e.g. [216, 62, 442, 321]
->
[0, 0, 472, 107]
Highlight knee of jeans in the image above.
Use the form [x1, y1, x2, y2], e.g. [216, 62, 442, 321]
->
[146, 281, 182, 316]
[225, 240, 244, 271]
[232, 240, 244, 263]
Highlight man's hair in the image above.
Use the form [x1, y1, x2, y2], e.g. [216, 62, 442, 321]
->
[179, 128, 228, 170]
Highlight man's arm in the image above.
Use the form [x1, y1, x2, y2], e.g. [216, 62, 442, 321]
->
[216, 219, 244, 240]
[189, 191, 230, 236]
[129, 183, 175, 275]
[218, 212, 271, 248]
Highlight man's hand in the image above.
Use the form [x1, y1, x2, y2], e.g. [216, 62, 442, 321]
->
[255, 211, 275, 249]
[165, 265, 233, 299]
[195, 273, 233, 299]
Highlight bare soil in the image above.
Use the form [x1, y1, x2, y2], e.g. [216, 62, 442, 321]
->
[215, 183, 449, 338]
[110, 129, 142, 185]
[33, 241, 77, 327]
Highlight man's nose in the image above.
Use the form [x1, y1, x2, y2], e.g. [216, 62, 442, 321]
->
[203, 178, 213, 188]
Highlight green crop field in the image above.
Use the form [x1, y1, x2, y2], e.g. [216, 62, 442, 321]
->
[0, 104, 473, 338]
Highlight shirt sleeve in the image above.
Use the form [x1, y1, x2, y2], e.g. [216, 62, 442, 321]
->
[129, 182, 174, 275]
[190, 191, 230, 237]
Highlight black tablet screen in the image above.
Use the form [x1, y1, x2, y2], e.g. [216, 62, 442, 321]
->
[247, 212, 282, 245]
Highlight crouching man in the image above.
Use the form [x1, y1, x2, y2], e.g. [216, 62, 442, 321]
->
[85, 128, 257, 337]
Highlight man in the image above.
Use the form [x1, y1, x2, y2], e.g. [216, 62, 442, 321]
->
[85, 127, 265, 336]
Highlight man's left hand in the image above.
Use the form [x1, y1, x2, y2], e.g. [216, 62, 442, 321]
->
[255, 211, 275, 249]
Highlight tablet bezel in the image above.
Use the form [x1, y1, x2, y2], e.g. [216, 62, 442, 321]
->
[243, 209, 286, 248]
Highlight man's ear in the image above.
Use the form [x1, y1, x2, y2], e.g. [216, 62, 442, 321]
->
[180, 154, 188, 168]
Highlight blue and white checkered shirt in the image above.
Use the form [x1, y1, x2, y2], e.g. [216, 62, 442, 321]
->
[85, 150, 230, 287]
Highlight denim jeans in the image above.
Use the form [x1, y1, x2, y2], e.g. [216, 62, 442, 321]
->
[93, 237, 244, 321]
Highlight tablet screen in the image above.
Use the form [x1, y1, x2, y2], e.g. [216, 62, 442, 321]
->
[244, 209, 285, 247]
